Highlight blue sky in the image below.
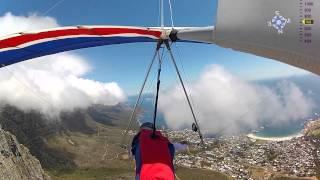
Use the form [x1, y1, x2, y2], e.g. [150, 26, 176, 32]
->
[0, 0, 308, 95]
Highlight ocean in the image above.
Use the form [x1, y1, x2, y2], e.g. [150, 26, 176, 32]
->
[254, 121, 305, 137]
[127, 94, 167, 126]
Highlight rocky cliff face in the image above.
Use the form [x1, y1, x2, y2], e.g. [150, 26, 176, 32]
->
[0, 126, 50, 180]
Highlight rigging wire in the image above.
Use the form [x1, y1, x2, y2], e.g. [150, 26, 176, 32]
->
[131, 47, 166, 127]
[41, 0, 66, 16]
[160, 0, 164, 29]
[121, 44, 161, 148]
[120, 44, 166, 147]
[174, 43, 209, 139]
[139, 47, 166, 113]
[152, 48, 164, 136]
[2, 65, 53, 108]
[158, 0, 162, 27]
[122, 48, 166, 145]
[173, 43, 253, 137]
[164, 41, 204, 145]
[168, 0, 175, 28]
[0, 0, 67, 113]
[172, 43, 199, 121]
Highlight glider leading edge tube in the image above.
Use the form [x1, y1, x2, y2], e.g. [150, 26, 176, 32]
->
[176, 0, 320, 75]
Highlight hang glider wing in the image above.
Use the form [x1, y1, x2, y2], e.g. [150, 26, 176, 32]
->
[0, 26, 162, 67]
[2, 0, 320, 77]
[175, 0, 320, 75]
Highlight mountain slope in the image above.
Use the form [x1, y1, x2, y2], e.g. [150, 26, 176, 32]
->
[0, 127, 50, 180]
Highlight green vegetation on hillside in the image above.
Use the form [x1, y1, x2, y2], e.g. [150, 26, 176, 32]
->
[48, 168, 134, 180]
[0, 104, 234, 179]
[175, 167, 232, 180]
[48, 166, 232, 180]
[272, 177, 313, 180]
[309, 129, 320, 137]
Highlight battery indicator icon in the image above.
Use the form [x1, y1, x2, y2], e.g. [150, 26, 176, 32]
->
[302, 19, 314, 25]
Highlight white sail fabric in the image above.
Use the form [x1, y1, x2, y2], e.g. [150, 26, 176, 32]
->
[176, 0, 320, 75]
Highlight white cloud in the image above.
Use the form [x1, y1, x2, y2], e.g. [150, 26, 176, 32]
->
[0, 13, 126, 117]
[0, 12, 59, 35]
[159, 65, 314, 134]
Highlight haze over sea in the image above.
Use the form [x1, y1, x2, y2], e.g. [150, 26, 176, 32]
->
[127, 75, 320, 138]
[254, 118, 308, 138]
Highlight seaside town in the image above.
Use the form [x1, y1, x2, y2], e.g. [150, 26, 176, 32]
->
[165, 119, 320, 179]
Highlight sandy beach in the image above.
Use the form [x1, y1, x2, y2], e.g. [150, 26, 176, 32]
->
[246, 133, 303, 141]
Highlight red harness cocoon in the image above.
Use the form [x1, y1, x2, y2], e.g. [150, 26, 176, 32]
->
[139, 129, 174, 180]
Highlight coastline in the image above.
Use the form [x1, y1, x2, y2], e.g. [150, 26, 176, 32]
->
[303, 118, 320, 136]
[246, 133, 303, 141]
[246, 119, 320, 141]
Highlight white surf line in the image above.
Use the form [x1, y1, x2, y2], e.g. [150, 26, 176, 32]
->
[246, 133, 304, 141]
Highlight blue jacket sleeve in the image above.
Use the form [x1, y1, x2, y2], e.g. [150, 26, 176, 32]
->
[131, 133, 140, 155]
[168, 143, 175, 160]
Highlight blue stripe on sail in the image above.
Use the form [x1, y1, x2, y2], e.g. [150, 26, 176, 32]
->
[0, 36, 157, 66]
